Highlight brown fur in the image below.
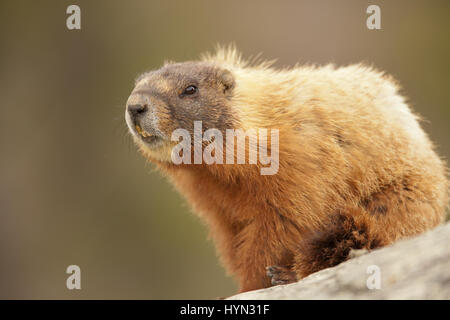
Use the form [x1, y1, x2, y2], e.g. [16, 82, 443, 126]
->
[125, 46, 449, 293]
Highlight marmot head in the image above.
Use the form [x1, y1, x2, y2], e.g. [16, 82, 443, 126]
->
[125, 61, 236, 161]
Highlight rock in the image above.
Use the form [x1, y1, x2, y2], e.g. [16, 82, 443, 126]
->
[228, 222, 450, 300]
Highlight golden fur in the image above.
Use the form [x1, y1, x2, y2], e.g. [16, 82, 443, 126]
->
[127, 46, 449, 293]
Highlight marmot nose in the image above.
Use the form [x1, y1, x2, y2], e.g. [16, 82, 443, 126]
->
[127, 103, 148, 120]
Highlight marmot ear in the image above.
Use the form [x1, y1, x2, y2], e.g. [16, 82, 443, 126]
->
[218, 69, 235, 94]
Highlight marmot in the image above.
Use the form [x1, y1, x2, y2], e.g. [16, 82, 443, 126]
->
[125, 46, 449, 293]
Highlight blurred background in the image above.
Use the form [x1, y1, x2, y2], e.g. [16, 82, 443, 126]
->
[0, 0, 449, 299]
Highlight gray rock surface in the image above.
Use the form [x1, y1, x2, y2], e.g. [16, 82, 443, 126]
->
[229, 222, 450, 300]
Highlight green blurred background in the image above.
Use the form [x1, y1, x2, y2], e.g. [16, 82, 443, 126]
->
[0, 0, 449, 299]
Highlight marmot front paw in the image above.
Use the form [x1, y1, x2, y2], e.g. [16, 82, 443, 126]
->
[266, 265, 297, 286]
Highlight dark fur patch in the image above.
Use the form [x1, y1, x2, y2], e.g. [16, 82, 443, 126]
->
[294, 210, 383, 278]
[334, 132, 350, 147]
[360, 192, 389, 216]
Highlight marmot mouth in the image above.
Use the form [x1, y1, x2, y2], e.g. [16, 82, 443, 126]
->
[135, 124, 162, 145]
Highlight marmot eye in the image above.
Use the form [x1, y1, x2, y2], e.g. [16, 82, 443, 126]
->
[182, 85, 197, 96]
